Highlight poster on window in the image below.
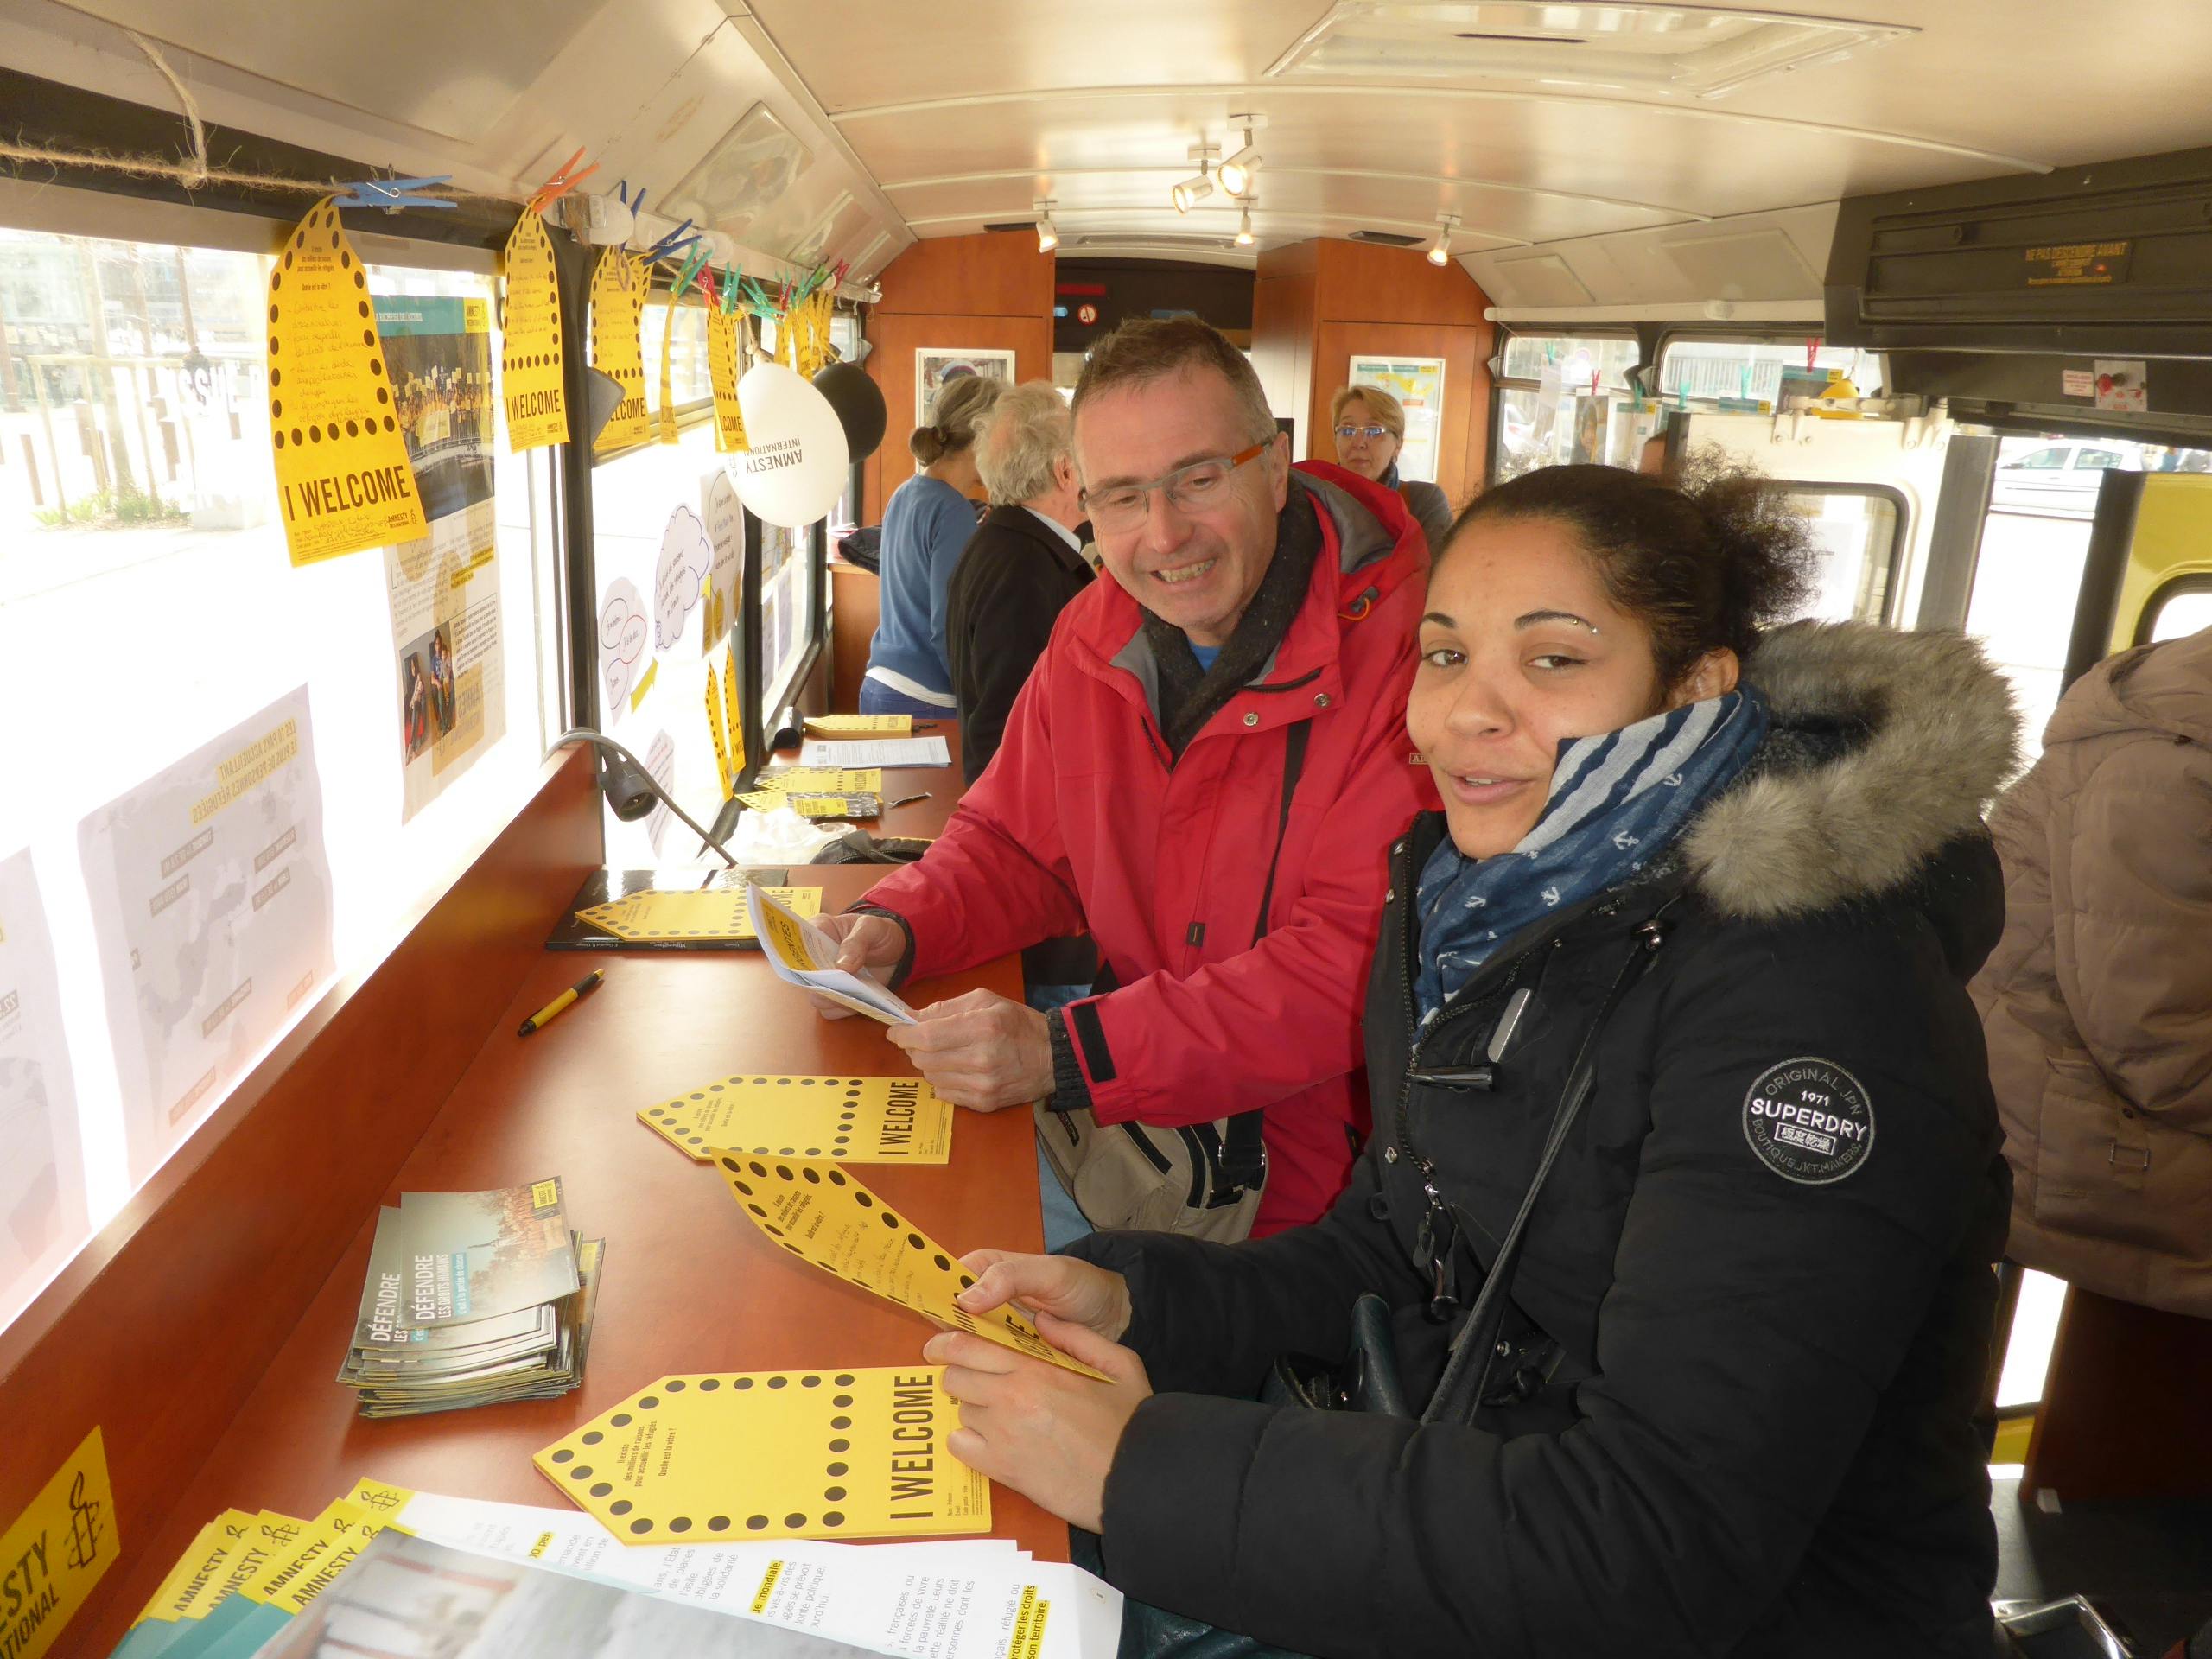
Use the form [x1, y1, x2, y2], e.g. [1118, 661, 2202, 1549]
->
[378, 296, 506, 821]
[916, 348, 1015, 429]
[78, 686, 335, 1182]
[1348, 356, 1446, 484]
[0, 848, 88, 1329]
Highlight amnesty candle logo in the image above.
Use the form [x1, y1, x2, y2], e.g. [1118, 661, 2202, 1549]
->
[0, 1427, 118, 1659]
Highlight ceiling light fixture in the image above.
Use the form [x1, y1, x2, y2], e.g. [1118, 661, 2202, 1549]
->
[1171, 144, 1217, 213]
[1235, 202, 1255, 246]
[1427, 213, 1460, 266]
[1218, 114, 1266, 197]
[1035, 198, 1058, 252]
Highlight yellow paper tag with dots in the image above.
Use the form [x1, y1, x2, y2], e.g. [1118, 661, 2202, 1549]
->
[657, 289, 680, 445]
[575, 884, 818, 942]
[705, 672, 735, 798]
[804, 714, 912, 736]
[641, 1073, 952, 1164]
[719, 1157, 1111, 1380]
[535, 1367, 988, 1544]
[267, 196, 429, 565]
[500, 210, 568, 452]
[753, 767, 882, 795]
[589, 249, 650, 454]
[735, 790, 874, 818]
[709, 311, 749, 451]
[723, 641, 746, 777]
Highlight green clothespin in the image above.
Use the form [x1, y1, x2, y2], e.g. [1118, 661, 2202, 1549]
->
[670, 242, 711, 301]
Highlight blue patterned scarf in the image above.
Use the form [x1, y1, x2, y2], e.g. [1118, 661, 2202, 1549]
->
[1414, 687, 1769, 1025]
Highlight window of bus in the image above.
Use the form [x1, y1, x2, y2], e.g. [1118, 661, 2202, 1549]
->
[1967, 434, 2212, 766]
[1780, 484, 1903, 624]
[0, 210, 563, 1332]
[1492, 332, 1639, 482]
[1656, 335, 1885, 410]
[2145, 579, 2212, 643]
[589, 299, 738, 869]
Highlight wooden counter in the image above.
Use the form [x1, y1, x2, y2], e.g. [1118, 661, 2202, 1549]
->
[71, 861, 1061, 1652]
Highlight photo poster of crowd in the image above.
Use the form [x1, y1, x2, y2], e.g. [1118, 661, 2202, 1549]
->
[377, 295, 507, 821]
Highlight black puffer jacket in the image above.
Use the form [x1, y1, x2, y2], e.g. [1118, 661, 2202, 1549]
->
[1073, 622, 2020, 1658]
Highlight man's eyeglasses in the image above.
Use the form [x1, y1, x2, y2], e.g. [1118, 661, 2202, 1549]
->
[1080, 441, 1268, 532]
[1334, 423, 1390, 442]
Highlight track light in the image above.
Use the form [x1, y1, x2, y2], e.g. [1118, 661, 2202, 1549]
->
[1219, 118, 1264, 197]
[1427, 213, 1459, 267]
[1172, 143, 1217, 214]
[1035, 199, 1058, 252]
[1235, 202, 1255, 246]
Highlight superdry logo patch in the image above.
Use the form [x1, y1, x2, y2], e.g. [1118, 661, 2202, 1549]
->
[1742, 1057, 1874, 1185]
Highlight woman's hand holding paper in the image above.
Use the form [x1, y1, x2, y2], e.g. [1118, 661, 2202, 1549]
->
[955, 1249, 1132, 1342]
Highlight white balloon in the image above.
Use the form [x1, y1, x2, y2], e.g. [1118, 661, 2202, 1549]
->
[733, 360, 851, 528]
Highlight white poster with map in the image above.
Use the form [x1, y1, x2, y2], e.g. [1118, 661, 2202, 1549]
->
[1349, 355, 1446, 484]
[0, 848, 88, 1329]
[78, 687, 336, 1181]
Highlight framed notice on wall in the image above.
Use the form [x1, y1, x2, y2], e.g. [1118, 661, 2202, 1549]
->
[1349, 355, 1446, 484]
[916, 348, 1016, 429]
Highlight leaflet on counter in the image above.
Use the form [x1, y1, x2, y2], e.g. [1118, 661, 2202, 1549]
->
[747, 885, 918, 1026]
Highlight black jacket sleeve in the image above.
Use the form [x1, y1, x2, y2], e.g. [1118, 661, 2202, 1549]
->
[1068, 1154, 1424, 1398]
[949, 525, 1069, 785]
[1091, 919, 1997, 1658]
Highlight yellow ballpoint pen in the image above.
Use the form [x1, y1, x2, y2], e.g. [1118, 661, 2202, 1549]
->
[518, 968, 606, 1036]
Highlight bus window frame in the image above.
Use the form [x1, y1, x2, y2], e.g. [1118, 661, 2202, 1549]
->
[1772, 479, 1911, 626]
[1649, 326, 1886, 410]
[1486, 325, 1640, 486]
[2135, 573, 2212, 646]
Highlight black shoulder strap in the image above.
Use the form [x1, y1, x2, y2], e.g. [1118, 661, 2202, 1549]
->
[1220, 718, 1317, 1190]
[1421, 914, 1672, 1427]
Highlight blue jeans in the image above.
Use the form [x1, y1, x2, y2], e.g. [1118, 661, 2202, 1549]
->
[1028, 982, 1096, 1250]
[857, 678, 954, 718]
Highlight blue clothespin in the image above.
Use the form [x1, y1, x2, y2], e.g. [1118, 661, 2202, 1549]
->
[647, 217, 697, 261]
[616, 181, 648, 217]
[332, 175, 455, 213]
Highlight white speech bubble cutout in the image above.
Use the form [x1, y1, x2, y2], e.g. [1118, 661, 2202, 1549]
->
[598, 575, 649, 725]
[642, 728, 677, 856]
[654, 504, 714, 658]
[701, 471, 743, 652]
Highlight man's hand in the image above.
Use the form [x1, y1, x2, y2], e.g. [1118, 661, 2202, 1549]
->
[804, 912, 908, 1020]
[955, 1249, 1132, 1343]
[886, 990, 1054, 1111]
[925, 1315, 1150, 1534]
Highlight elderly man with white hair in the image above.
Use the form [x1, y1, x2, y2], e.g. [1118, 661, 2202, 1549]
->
[945, 379, 1096, 784]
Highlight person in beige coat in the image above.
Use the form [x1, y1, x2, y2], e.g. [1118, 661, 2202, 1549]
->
[1973, 623, 2212, 1317]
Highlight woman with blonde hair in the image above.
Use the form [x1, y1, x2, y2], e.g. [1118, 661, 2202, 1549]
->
[1329, 383, 1453, 550]
[861, 372, 1004, 716]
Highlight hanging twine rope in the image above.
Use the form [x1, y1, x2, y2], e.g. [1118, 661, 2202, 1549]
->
[123, 29, 207, 188]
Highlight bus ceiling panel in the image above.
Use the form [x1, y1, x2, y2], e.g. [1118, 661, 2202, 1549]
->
[746, 0, 2212, 193]
[1466, 205, 1840, 311]
[817, 85, 2056, 231]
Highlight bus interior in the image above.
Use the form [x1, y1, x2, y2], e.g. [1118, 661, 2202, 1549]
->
[1, 3, 2209, 1652]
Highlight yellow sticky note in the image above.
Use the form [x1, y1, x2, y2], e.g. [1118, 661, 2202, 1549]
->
[575, 885, 820, 942]
[642, 1074, 952, 1164]
[590, 248, 651, 453]
[754, 767, 882, 795]
[710, 311, 749, 451]
[0, 1427, 118, 1659]
[628, 657, 659, 713]
[535, 1367, 989, 1543]
[501, 210, 569, 452]
[804, 715, 912, 736]
[719, 1158, 1111, 1380]
[657, 289, 680, 445]
[268, 197, 429, 564]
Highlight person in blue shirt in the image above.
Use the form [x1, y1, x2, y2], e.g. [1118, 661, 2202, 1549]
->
[862, 372, 1004, 715]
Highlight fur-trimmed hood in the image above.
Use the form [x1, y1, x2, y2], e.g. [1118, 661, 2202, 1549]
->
[1681, 620, 2021, 921]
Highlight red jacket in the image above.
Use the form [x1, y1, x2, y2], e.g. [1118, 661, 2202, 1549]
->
[866, 464, 1432, 1233]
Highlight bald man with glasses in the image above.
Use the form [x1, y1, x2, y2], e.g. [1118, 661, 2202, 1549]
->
[811, 318, 1433, 1241]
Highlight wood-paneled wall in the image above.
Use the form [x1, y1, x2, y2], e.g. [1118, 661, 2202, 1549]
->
[861, 235, 1056, 522]
[1252, 239, 1497, 518]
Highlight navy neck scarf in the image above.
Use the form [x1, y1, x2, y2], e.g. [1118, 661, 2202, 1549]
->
[1414, 686, 1769, 1026]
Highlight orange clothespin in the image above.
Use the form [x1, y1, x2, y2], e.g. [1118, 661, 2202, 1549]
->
[526, 146, 600, 214]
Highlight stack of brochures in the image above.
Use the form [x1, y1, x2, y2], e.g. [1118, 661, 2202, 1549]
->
[336, 1179, 601, 1418]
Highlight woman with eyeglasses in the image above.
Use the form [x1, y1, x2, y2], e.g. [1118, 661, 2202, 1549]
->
[1328, 385, 1454, 552]
[923, 457, 2021, 1658]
